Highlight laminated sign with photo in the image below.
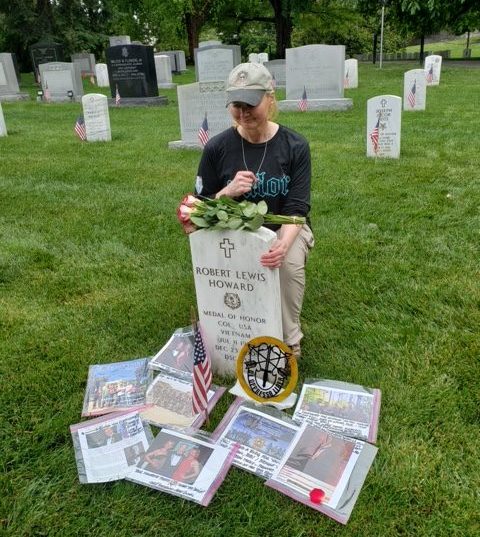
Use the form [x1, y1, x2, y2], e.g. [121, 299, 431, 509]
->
[212, 400, 299, 478]
[81, 357, 150, 417]
[293, 380, 381, 443]
[127, 429, 236, 506]
[70, 410, 153, 483]
[140, 371, 224, 430]
[149, 326, 195, 375]
[266, 424, 377, 524]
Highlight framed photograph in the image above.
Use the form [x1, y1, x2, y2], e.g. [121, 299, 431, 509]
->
[293, 381, 381, 442]
[266, 424, 377, 524]
[212, 400, 299, 478]
[140, 371, 225, 430]
[81, 357, 150, 417]
[70, 410, 153, 483]
[127, 429, 236, 506]
[149, 326, 195, 375]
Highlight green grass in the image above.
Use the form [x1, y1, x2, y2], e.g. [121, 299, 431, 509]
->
[405, 35, 480, 58]
[1, 63, 480, 536]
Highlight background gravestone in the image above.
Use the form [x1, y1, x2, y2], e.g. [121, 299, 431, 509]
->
[264, 59, 286, 88]
[424, 54, 442, 86]
[82, 94, 111, 142]
[249, 53, 260, 63]
[194, 45, 241, 82]
[403, 69, 426, 112]
[366, 95, 402, 159]
[168, 81, 231, 150]
[190, 228, 283, 377]
[0, 102, 7, 136]
[71, 53, 96, 77]
[154, 55, 176, 89]
[39, 62, 83, 102]
[95, 63, 110, 87]
[199, 40, 222, 48]
[279, 44, 352, 111]
[0, 53, 29, 101]
[157, 51, 187, 74]
[109, 36, 130, 47]
[344, 59, 358, 89]
[106, 44, 167, 107]
[30, 42, 64, 79]
[258, 52, 269, 64]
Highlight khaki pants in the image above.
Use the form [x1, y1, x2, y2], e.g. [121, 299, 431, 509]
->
[277, 224, 314, 346]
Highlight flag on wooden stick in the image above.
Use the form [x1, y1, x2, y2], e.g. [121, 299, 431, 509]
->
[298, 86, 308, 111]
[370, 116, 380, 154]
[198, 113, 209, 147]
[192, 321, 212, 415]
[115, 84, 121, 106]
[74, 116, 87, 141]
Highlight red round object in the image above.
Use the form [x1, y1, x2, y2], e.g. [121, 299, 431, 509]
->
[309, 488, 325, 504]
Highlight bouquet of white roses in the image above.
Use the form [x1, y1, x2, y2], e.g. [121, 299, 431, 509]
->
[177, 194, 305, 234]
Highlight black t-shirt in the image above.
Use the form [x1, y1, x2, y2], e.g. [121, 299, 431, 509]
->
[195, 125, 311, 230]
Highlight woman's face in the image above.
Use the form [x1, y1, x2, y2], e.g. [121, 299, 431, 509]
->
[229, 94, 272, 132]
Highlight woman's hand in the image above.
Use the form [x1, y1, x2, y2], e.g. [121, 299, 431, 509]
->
[260, 239, 289, 268]
[216, 171, 256, 198]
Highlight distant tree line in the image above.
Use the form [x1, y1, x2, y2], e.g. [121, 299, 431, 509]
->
[0, 0, 479, 71]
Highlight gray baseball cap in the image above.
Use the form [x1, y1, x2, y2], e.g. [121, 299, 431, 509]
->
[226, 62, 273, 107]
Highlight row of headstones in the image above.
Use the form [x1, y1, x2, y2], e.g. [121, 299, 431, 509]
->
[353, 50, 453, 62]
[366, 55, 443, 159]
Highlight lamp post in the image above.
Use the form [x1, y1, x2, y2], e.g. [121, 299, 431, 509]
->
[36, 89, 44, 102]
[379, 0, 387, 69]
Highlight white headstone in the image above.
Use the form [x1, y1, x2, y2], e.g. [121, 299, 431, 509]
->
[39, 62, 83, 102]
[0, 53, 28, 101]
[190, 228, 283, 376]
[71, 53, 96, 76]
[109, 36, 131, 47]
[194, 45, 241, 82]
[403, 69, 426, 111]
[199, 40, 222, 48]
[95, 63, 110, 87]
[366, 95, 402, 159]
[424, 55, 442, 86]
[264, 59, 286, 88]
[249, 53, 260, 63]
[82, 94, 111, 142]
[279, 45, 352, 111]
[344, 59, 358, 89]
[0, 102, 7, 136]
[168, 81, 232, 150]
[154, 55, 176, 89]
[258, 53, 269, 64]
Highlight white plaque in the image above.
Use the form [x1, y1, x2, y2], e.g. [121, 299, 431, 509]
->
[366, 95, 402, 159]
[403, 69, 426, 111]
[82, 93, 111, 142]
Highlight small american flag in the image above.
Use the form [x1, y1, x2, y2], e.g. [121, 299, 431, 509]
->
[192, 324, 212, 415]
[426, 64, 434, 84]
[198, 114, 209, 147]
[407, 79, 416, 108]
[344, 69, 349, 88]
[74, 116, 87, 141]
[115, 84, 121, 106]
[44, 81, 51, 102]
[90, 75, 95, 85]
[298, 86, 308, 112]
[370, 116, 380, 154]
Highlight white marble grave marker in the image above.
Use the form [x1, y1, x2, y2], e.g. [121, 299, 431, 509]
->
[258, 53, 269, 64]
[403, 69, 426, 111]
[0, 102, 7, 136]
[190, 228, 283, 376]
[95, 63, 110, 87]
[366, 95, 402, 159]
[154, 55, 176, 89]
[82, 93, 111, 142]
[248, 53, 259, 63]
[344, 59, 358, 89]
[424, 55, 442, 86]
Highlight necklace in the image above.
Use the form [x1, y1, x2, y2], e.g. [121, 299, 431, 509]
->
[241, 135, 268, 175]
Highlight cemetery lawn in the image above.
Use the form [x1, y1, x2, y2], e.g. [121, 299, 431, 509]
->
[1, 63, 479, 537]
[405, 35, 480, 58]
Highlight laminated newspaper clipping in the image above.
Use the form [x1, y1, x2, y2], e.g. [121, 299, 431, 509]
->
[266, 424, 378, 524]
[70, 409, 154, 483]
[148, 326, 195, 375]
[292, 380, 381, 443]
[212, 399, 299, 479]
[82, 357, 151, 417]
[127, 429, 237, 506]
[139, 371, 225, 430]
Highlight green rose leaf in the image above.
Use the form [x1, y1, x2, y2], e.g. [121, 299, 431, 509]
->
[257, 201, 268, 215]
[217, 210, 228, 221]
[243, 214, 264, 231]
[242, 203, 257, 218]
[227, 217, 243, 229]
[190, 215, 210, 228]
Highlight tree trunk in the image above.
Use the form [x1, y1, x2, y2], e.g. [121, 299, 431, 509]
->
[269, 0, 292, 58]
[466, 30, 470, 49]
[419, 34, 425, 64]
[185, 12, 201, 63]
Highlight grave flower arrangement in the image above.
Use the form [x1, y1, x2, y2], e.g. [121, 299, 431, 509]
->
[177, 194, 305, 234]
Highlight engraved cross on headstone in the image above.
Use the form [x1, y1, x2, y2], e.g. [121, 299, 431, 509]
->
[219, 238, 235, 258]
